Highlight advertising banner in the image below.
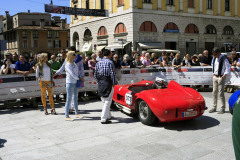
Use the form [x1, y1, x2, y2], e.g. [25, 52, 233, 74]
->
[45, 4, 109, 17]
[0, 67, 239, 101]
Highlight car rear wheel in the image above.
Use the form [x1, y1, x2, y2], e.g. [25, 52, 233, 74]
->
[138, 100, 156, 125]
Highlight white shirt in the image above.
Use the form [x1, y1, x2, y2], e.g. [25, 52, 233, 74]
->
[212, 57, 231, 76]
[65, 62, 79, 84]
[36, 64, 51, 81]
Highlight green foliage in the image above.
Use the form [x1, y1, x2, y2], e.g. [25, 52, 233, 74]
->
[86, 51, 94, 57]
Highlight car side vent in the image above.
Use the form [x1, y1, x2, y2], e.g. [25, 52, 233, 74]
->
[117, 94, 124, 102]
[176, 108, 178, 118]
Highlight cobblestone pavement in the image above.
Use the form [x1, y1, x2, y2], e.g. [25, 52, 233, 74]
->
[0, 92, 235, 160]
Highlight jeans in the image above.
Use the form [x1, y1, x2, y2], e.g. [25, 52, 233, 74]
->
[65, 83, 78, 118]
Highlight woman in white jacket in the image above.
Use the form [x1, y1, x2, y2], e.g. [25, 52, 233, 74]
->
[65, 51, 80, 121]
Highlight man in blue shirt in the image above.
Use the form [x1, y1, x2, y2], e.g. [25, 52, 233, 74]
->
[237, 58, 240, 67]
[15, 54, 33, 77]
[95, 50, 118, 124]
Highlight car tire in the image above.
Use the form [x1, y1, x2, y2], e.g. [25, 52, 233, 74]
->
[138, 100, 156, 125]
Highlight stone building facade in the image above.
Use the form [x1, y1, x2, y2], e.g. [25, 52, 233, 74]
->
[2, 11, 70, 59]
[70, 0, 240, 56]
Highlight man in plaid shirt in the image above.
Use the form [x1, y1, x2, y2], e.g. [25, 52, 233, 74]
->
[94, 50, 118, 124]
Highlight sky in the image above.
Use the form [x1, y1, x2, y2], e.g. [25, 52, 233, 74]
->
[0, 0, 71, 23]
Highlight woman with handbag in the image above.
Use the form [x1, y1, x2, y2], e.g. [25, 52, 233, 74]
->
[36, 53, 57, 115]
[65, 51, 81, 121]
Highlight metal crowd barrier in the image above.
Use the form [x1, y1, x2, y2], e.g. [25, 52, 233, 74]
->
[0, 66, 239, 102]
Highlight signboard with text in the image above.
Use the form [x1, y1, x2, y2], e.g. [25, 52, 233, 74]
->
[45, 4, 109, 17]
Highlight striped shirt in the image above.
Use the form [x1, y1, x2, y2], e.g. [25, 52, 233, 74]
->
[94, 57, 118, 85]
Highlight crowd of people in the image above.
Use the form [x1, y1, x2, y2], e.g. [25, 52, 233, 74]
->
[1, 49, 240, 76]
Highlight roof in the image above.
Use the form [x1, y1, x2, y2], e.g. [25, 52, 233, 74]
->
[14, 25, 69, 31]
[13, 12, 51, 17]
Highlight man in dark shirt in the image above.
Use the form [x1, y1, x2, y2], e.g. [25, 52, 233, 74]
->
[113, 54, 121, 81]
[201, 50, 212, 66]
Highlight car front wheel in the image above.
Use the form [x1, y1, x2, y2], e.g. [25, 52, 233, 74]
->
[138, 100, 156, 125]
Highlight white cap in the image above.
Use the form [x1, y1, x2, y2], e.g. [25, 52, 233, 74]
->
[156, 77, 166, 82]
[110, 48, 115, 52]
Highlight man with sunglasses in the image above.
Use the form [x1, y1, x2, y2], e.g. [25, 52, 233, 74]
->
[49, 55, 61, 74]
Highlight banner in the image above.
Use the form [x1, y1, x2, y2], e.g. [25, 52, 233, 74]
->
[44, 4, 109, 17]
[0, 66, 239, 101]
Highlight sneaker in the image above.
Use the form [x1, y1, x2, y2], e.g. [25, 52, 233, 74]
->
[217, 109, 225, 114]
[209, 108, 216, 113]
[65, 117, 74, 121]
[75, 114, 83, 119]
[101, 120, 112, 124]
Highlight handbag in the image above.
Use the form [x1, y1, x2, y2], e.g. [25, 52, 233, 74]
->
[76, 79, 84, 88]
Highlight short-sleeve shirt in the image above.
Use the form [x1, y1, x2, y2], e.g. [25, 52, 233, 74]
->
[201, 56, 212, 65]
[15, 61, 32, 71]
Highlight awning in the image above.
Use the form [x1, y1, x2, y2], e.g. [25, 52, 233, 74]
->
[82, 43, 92, 52]
[96, 45, 106, 51]
[138, 42, 162, 49]
[105, 42, 131, 49]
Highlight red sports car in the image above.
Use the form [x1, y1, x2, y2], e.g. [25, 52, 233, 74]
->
[112, 80, 207, 125]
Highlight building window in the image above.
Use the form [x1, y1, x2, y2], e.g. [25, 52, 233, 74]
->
[205, 25, 216, 34]
[225, 0, 230, 11]
[167, 0, 174, 5]
[54, 31, 59, 38]
[86, 0, 89, 9]
[23, 40, 28, 48]
[74, 5, 78, 20]
[48, 31, 52, 38]
[139, 21, 157, 32]
[223, 25, 234, 35]
[98, 26, 108, 36]
[207, 0, 212, 9]
[143, 0, 151, 3]
[67, 40, 70, 47]
[68, 32, 70, 38]
[118, 0, 123, 5]
[163, 22, 179, 33]
[101, 0, 104, 10]
[33, 31, 38, 38]
[185, 24, 199, 33]
[54, 40, 61, 48]
[22, 31, 27, 38]
[114, 23, 127, 34]
[34, 40, 38, 48]
[48, 40, 52, 48]
[188, 0, 194, 8]
[32, 21, 36, 25]
[14, 18, 17, 26]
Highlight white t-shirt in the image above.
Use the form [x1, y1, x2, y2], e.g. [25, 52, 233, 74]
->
[36, 64, 51, 81]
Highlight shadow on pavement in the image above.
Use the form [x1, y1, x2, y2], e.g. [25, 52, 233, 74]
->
[0, 139, 7, 148]
[153, 115, 220, 131]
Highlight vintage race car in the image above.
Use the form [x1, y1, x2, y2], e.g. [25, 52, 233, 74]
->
[112, 80, 207, 125]
[228, 90, 240, 115]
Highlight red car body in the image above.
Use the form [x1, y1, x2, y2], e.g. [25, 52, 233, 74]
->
[112, 80, 206, 125]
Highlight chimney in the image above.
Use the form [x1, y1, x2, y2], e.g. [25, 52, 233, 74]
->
[60, 19, 65, 29]
[28, 10, 30, 13]
[40, 19, 45, 29]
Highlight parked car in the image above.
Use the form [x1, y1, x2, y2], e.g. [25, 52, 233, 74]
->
[228, 90, 240, 115]
[112, 79, 207, 125]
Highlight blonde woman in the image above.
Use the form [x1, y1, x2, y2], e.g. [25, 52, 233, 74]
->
[36, 53, 57, 115]
[65, 51, 80, 121]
